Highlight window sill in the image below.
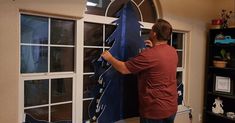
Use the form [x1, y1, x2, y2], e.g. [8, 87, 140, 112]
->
[177, 105, 192, 115]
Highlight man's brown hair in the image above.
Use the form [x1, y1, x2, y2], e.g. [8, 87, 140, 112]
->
[152, 19, 172, 41]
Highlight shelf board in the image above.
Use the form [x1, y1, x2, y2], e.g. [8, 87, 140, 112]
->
[209, 44, 235, 47]
[208, 66, 235, 71]
[206, 111, 235, 122]
[208, 91, 235, 99]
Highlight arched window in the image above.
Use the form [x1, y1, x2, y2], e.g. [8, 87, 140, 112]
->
[86, 0, 158, 23]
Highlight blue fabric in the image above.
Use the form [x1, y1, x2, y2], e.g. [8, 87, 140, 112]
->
[88, 1, 145, 123]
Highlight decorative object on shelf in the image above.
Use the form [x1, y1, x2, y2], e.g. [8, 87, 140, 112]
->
[221, 9, 233, 29]
[213, 49, 231, 68]
[226, 112, 235, 119]
[213, 76, 233, 95]
[210, 19, 223, 29]
[212, 97, 224, 114]
[214, 35, 235, 44]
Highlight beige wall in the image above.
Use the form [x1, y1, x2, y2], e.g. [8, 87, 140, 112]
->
[0, 0, 234, 123]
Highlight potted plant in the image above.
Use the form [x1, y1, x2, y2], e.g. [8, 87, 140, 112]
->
[213, 49, 231, 68]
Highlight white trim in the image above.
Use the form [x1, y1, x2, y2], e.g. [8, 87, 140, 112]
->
[75, 18, 84, 123]
[83, 72, 95, 75]
[83, 98, 93, 101]
[24, 101, 73, 109]
[48, 18, 51, 75]
[48, 79, 51, 121]
[84, 46, 110, 49]
[177, 105, 192, 115]
[21, 43, 75, 48]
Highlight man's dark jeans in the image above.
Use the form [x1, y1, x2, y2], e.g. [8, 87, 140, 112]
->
[140, 114, 176, 123]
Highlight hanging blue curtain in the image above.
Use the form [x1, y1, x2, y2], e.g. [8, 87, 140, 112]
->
[88, 1, 146, 123]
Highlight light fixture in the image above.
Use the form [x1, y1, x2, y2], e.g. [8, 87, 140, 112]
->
[86, 1, 98, 6]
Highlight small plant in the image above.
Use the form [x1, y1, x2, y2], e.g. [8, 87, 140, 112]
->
[214, 49, 231, 61]
[221, 9, 233, 28]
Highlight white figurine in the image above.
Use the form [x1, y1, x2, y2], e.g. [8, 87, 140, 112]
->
[212, 97, 224, 114]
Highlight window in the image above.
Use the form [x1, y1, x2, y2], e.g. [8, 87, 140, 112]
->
[20, 14, 75, 122]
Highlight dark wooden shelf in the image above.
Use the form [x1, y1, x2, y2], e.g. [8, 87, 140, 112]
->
[209, 44, 235, 47]
[208, 66, 235, 71]
[204, 28, 235, 123]
[208, 91, 235, 99]
[206, 111, 235, 122]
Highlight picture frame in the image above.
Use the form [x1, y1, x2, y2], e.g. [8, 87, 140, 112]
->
[213, 75, 233, 95]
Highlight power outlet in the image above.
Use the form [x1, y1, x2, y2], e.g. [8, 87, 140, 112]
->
[198, 114, 202, 122]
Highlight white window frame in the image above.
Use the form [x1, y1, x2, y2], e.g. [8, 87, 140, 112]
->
[19, 13, 79, 123]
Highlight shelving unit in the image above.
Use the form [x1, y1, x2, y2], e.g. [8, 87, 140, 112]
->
[203, 28, 235, 123]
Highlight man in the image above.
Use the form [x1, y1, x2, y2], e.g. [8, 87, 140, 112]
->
[101, 19, 178, 123]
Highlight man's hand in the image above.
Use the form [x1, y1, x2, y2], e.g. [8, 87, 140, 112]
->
[144, 40, 153, 48]
[101, 50, 113, 61]
[100, 50, 130, 74]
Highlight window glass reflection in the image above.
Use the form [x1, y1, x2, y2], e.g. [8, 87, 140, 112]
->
[139, 0, 157, 23]
[21, 46, 48, 73]
[50, 47, 74, 72]
[51, 103, 72, 122]
[83, 75, 97, 98]
[24, 79, 49, 107]
[84, 23, 103, 46]
[141, 29, 150, 41]
[83, 100, 92, 122]
[51, 19, 75, 45]
[21, 14, 48, 44]
[86, 0, 110, 16]
[105, 24, 116, 46]
[51, 78, 72, 103]
[177, 51, 183, 67]
[84, 48, 103, 72]
[172, 32, 183, 49]
[25, 107, 49, 121]
[177, 72, 183, 84]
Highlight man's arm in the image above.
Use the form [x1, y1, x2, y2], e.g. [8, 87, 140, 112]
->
[101, 51, 131, 74]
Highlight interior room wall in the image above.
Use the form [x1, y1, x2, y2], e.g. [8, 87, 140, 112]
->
[0, 0, 234, 123]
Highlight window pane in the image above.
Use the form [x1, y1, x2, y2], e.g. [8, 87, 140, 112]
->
[50, 47, 74, 72]
[25, 107, 49, 121]
[141, 29, 150, 41]
[21, 14, 48, 44]
[106, 1, 141, 20]
[51, 19, 75, 45]
[177, 51, 183, 67]
[172, 32, 183, 49]
[84, 23, 103, 46]
[51, 103, 72, 122]
[85, 0, 110, 16]
[24, 79, 49, 107]
[105, 25, 116, 46]
[140, 0, 157, 23]
[84, 48, 103, 72]
[177, 72, 183, 84]
[83, 100, 92, 122]
[83, 75, 97, 98]
[51, 78, 72, 103]
[21, 46, 48, 73]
